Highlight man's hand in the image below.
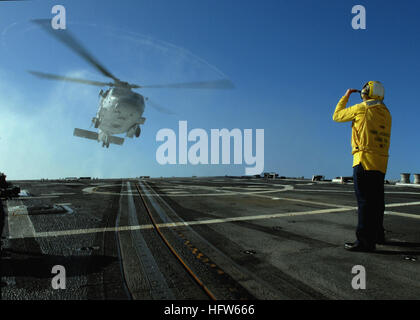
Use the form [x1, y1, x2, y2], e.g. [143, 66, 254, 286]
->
[345, 89, 359, 98]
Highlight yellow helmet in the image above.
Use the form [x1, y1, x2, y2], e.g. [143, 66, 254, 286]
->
[361, 81, 385, 100]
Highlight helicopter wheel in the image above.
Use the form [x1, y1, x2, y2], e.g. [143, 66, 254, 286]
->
[135, 126, 141, 137]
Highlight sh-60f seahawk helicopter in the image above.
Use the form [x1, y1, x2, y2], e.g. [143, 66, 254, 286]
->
[29, 20, 234, 148]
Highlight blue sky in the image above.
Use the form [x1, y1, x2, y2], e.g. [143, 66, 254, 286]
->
[0, 0, 419, 180]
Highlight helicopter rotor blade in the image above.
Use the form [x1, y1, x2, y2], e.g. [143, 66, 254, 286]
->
[31, 20, 234, 92]
[146, 98, 177, 115]
[32, 19, 120, 82]
[140, 79, 235, 90]
[28, 70, 113, 87]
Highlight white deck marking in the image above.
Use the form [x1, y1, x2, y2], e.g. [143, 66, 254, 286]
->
[249, 193, 354, 208]
[18, 207, 352, 239]
[386, 201, 420, 208]
[8, 199, 420, 240]
[124, 182, 175, 299]
[80, 184, 294, 197]
[385, 211, 420, 219]
[6, 200, 36, 239]
[18, 190, 30, 197]
[294, 189, 420, 195]
[18, 196, 60, 199]
[40, 193, 76, 196]
[8, 178, 420, 241]
[294, 189, 354, 193]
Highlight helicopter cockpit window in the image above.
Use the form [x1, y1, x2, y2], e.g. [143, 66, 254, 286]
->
[111, 88, 126, 96]
[99, 89, 110, 98]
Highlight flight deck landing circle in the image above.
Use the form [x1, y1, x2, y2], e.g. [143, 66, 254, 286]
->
[82, 182, 294, 197]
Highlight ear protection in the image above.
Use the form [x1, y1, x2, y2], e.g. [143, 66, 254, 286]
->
[360, 81, 385, 100]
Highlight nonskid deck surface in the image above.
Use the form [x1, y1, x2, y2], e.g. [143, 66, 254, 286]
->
[1, 177, 420, 300]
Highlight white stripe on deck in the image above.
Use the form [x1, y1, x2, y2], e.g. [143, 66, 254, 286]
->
[385, 211, 420, 219]
[386, 201, 420, 208]
[22, 206, 352, 239]
[6, 199, 420, 240]
[40, 193, 76, 196]
[6, 200, 36, 239]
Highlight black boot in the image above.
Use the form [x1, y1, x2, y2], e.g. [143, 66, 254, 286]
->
[344, 241, 375, 252]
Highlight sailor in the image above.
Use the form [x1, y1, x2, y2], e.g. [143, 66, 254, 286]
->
[0, 173, 7, 188]
[333, 81, 392, 252]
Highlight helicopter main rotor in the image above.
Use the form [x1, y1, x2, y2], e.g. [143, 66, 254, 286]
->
[29, 19, 234, 94]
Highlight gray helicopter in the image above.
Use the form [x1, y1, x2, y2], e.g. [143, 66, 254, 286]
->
[29, 20, 234, 148]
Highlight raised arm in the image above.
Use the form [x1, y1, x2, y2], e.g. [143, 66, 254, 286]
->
[333, 89, 362, 122]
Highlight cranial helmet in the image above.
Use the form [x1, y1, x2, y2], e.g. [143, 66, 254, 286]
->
[361, 81, 385, 100]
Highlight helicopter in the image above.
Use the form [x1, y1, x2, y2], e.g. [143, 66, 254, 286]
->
[29, 19, 234, 148]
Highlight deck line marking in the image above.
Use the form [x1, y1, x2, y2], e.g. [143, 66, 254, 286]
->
[386, 201, 420, 208]
[165, 191, 187, 194]
[80, 184, 294, 197]
[8, 199, 420, 240]
[294, 189, 354, 193]
[247, 193, 354, 208]
[141, 181, 278, 300]
[9, 207, 354, 239]
[17, 196, 60, 199]
[114, 180, 133, 299]
[385, 211, 420, 219]
[6, 200, 36, 239]
[40, 193, 76, 196]
[125, 182, 175, 299]
[294, 189, 420, 195]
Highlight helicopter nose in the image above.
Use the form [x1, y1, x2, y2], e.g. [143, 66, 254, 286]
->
[119, 97, 139, 106]
[117, 97, 143, 114]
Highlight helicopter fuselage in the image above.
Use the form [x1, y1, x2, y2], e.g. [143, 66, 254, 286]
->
[94, 87, 145, 141]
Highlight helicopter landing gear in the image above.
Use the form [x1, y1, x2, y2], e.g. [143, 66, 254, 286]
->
[92, 117, 100, 128]
[126, 125, 141, 138]
[100, 133, 110, 148]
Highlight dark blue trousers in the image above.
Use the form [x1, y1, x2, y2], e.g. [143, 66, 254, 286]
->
[353, 164, 385, 247]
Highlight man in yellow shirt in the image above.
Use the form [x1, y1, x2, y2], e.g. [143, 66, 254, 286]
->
[333, 81, 392, 252]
